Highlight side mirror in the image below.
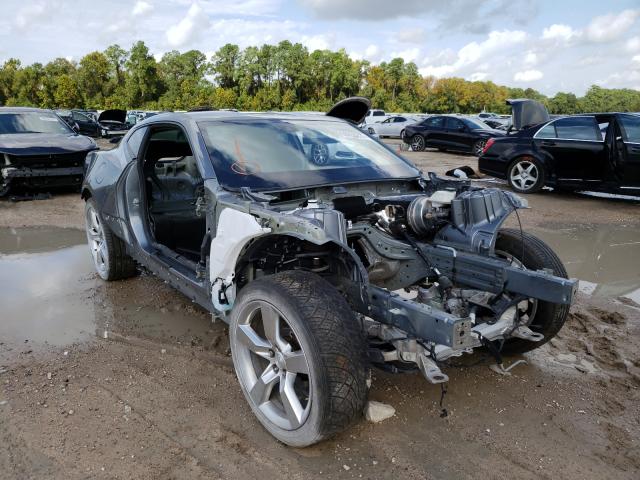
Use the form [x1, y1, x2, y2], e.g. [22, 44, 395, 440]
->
[109, 136, 124, 144]
[458, 125, 466, 132]
[72, 122, 80, 133]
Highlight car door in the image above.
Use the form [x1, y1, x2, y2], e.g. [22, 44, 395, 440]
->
[71, 111, 95, 136]
[444, 117, 471, 151]
[420, 116, 446, 147]
[616, 114, 640, 186]
[534, 116, 605, 182]
[376, 117, 394, 136]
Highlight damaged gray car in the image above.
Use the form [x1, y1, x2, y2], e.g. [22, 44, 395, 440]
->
[0, 107, 97, 196]
[81, 97, 576, 446]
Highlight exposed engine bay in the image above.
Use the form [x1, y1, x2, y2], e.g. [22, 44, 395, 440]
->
[222, 177, 577, 385]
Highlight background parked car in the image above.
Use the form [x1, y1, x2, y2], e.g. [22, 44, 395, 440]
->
[479, 101, 640, 194]
[402, 115, 505, 156]
[0, 107, 97, 195]
[361, 108, 388, 125]
[364, 115, 420, 138]
[98, 109, 132, 138]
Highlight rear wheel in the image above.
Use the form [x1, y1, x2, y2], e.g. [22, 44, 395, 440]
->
[230, 271, 369, 447]
[473, 139, 487, 157]
[508, 157, 544, 193]
[410, 134, 425, 151]
[495, 228, 570, 354]
[84, 199, 136, 281]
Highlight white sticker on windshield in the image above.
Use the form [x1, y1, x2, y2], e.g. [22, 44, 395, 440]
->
[39, 117, 59, 122]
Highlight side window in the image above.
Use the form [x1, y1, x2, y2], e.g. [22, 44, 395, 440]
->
[372, 111, 385, 117]
[618, 115, 640, 143]
[554, 117, 600, 141]
[72, 111, 88, 122]
[126, 127, 147, 156]
[381, 118, 392, 124]
[395, 117, 406, 123]
[425, 116, 445, 128]
[447, 118, 465, 129]
[536, 123, 557, 139]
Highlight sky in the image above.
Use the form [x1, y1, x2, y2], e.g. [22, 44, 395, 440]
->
[0, 0, 639, 95]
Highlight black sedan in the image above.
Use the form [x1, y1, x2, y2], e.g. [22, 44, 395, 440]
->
[402, 115, 505, 156]
[98, 109, 132, 138]
[479, 107, 640, 194]
[0, 107, 97, 196]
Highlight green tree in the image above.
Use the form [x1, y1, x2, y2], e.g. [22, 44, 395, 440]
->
[125, 41, 160, 107]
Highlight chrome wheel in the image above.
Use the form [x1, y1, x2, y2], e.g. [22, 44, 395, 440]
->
[411, 135, 425, 151]
[85, 204, 108, 278]
[310, 144, 329, 165]
[233, 300, 311, 430]
[474, 139, 487, 156]
[510, 160, 539, 191]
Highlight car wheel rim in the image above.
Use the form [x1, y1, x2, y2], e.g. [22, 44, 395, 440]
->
[510, 160, 539, 191]
[311, 144, 328, 165]
[85, 205, 108, 276]
[411, 136, 424, 150]
[475, 140, 486, 156]
[233, 300, 312, 430]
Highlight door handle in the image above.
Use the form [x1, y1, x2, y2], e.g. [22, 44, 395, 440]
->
[541, 140, 556, 146]
[629, 147, 640, 153]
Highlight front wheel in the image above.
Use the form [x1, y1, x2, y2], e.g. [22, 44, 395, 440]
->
[230, 271, 369, 447]
[84, 199, 136, 281]
[495, 228, 570, 354]
[508, 157, 544, 193]
[410, 134, 425, 151]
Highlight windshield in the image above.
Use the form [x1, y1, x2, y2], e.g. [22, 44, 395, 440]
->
[0, 112, 72, 135]
[198, 118, 420, 191]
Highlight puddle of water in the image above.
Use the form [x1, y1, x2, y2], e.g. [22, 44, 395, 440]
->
[0, 226, 86, 253]
[531, 224, 640, 303]
[0, 227, 218, 357]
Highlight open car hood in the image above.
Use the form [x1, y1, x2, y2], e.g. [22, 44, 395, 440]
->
[507, 99, 550, 130]
[98, 109, 127, 124]
[326, 97, 371, 124]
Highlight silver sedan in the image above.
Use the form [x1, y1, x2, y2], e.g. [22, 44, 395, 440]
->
[364, 115, 421, 138]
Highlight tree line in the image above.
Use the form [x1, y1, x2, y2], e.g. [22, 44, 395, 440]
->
[1, 40, 639, 115]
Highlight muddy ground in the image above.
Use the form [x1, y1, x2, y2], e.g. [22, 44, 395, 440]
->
[1, 141, 639, 479]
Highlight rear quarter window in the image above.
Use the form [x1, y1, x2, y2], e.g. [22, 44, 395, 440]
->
[536, 123, 556, 138]
[553, 117, 600, 141]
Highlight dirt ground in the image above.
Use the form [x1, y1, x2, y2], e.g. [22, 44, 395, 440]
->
[1, 142, 639, 479]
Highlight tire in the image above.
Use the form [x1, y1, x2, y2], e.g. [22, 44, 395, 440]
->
[84, 198, 137, 281]
[472, 139, 487, 157]
[410, 134, 425, 151]
[507, 157, 545, 193]
[229, 270, 369, 447]
[495, 228, 570, 354]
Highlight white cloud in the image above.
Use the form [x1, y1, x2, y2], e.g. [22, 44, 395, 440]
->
[542, 24, 578, 42]
[585, 9, 639, 43]
[133, 1, 153, 16]
[395, 27, 425, 44]
[301, 33, 334, 51]
[14, 2, 51, 30]
[166, 2, 210, 48]
[391, 48, 420, 63]
[420, 30, 527, 78]
[626, 36, 640, 52]
[633, 55, 640, 64]
[514, 69, 543, 82]
[470, 72, 488, 81]
[524, 51, 538, 66]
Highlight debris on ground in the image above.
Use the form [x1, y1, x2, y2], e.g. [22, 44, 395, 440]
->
[364, 400, 396, 423]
